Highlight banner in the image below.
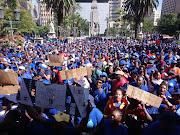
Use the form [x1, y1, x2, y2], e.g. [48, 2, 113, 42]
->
[59, 67, 92, 80]
[126, 85, 162, 108]
[49, 55, 64, 67]
[0, 70, 19, 95]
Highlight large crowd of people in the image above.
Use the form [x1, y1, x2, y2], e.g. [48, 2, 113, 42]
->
[0, 37, 180, 135]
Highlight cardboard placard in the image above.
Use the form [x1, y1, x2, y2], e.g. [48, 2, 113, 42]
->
[49, 55, 64, 67]
[35, 82, 67, 111]
[0, 85, 20, 94]
[126, 85, 162, 108]
[66, 70, 73, 80]
[59, 67, 92, 80]
[87, 67, 92, 76]
[0, 70, 18, 85]
[59, 70, 66, 80]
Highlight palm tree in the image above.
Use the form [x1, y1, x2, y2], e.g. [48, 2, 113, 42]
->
[124, 0, 158, 38]
[43, 0, 75, 26]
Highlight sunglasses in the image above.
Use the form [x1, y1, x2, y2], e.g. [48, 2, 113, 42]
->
[97, 81, 102, 84]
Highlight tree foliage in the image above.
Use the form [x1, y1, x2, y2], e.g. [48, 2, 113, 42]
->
[123, 0, 158, 38]
[157, 13, 177, 36]
[0, 8, 37, 36]
[43, 0, 76, 26]
[63, 12, 89, 36]
[142, 18, 154, 33]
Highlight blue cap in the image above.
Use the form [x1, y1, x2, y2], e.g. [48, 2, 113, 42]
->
[120, 60, 126, 66]
[100, 72, 107, 77]
[39, 64, 48, 70]
[95, 55, 99, 59]
[150, 56, 155, 60]
[10, 58, 15, 61]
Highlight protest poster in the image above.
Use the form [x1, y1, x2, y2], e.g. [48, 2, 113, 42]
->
[59, 67, 92, 80]
[20, 79, 36, 106]
[59, 70, 66, 80]
[0, 85, 20, 95]
[0, 70, 19, 95]
[49, 55, 63, 67]
[68, 85, 89, 117]
[0, 70, 18, 85]
[35, 82, 66, 111]
[65, 70, 73, 80]
[86, 67, 92, 76]
[126, 85, 162, 108]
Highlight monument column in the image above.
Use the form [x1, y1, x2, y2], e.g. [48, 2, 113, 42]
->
[90, 0, 100, 37]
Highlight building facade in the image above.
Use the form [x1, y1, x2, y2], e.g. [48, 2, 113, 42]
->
[149, 9, 161, 26]
[161, 0, 180, 16]
[29, 0, 54, 26]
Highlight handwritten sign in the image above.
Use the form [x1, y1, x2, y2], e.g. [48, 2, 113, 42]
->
[59, 67, 92, 80]
[20, 79, 35, 106]
[126, 85, 162, 108]
[49, 55, 64, 67]
[68, 85, 89, 117]
[35, 82, 67, 111]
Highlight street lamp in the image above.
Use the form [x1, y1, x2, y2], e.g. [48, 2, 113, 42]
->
[13, 9, 21, 21]
[0, 7, 4, 19]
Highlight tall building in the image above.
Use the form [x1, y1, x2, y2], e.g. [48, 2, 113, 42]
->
[109, 0, 124, 20]
[29, 0, 54, 26]
[148, 9, 161, 26]
[108, 0, 124, 28]
[161, 0, 180, 16]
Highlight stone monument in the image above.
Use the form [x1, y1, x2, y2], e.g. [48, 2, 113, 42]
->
[138, 22, 143, 38]
[48, 21, 56, 39]
[89, 0, 100, 37]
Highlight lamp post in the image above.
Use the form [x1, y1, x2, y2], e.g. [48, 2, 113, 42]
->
[0, 8, 20, 51]
[0, 8, 20, 38]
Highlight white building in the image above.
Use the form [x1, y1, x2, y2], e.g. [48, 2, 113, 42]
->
[149, 9, 161, 26]
[76, 1, 109, 35]
[29, 0, 54, 26]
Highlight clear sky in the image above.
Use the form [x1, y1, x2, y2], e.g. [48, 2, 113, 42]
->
[157, 0, 163, 12]
[32, 0, 37, 3]
[31, 0, 163, 12]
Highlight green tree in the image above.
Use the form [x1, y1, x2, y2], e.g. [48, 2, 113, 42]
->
[157, 13, 177, 36]
[143, 18, 154, 33]
[63, 12, 89, 36]
[0, 8, 37, 36]
[124, 0, 158, 38]
[43, 0, 75, 26]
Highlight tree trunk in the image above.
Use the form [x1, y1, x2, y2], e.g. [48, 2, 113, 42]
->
[135, 21, 140, 39]
[57, 2, 64, 26]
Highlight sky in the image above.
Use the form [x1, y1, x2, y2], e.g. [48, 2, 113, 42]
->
[32, 0, 37, 3]
[32, 0, 163, 12]
[157, 0, 163, 12]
